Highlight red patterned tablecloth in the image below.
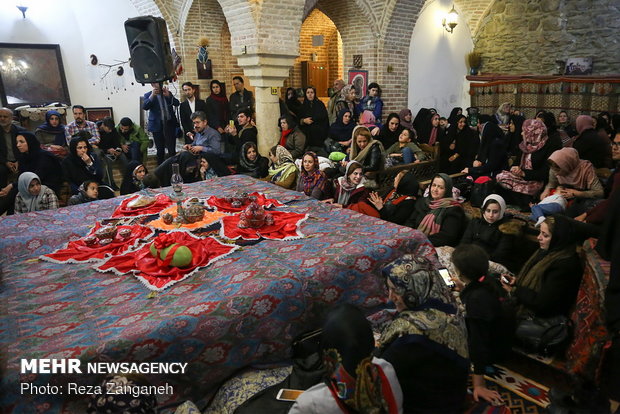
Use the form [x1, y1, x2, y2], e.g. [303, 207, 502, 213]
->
[220, 211, 308, 240]
[206, 192, 284, 213]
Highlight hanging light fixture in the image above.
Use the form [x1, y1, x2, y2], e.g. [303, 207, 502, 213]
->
[16, 2, 28, 18]
[442, 5, 458, 33]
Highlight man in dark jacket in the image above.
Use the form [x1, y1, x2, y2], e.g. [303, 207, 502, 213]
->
[179, 82, 207, 144]
[143, 83, 180, 165]
[229, 76, 254, 116]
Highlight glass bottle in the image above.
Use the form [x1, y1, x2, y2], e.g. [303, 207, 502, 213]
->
[171, 163, 183, 194]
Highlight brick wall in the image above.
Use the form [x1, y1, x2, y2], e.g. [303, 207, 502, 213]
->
[287, 9, 341, 95]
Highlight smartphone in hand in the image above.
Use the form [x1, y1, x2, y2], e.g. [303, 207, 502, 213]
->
[438, 268, 455, 288]
[276, 389, 304, 401]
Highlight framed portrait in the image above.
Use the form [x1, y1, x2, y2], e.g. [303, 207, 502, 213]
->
[564, 58, 593, 75]
[0, 43, 71, 108]
[85, 107, 113, 123]
[348, 70, 368, 100]
[197, 59, 212, 79]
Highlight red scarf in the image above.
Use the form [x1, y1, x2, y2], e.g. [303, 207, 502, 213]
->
[383, 189, 410, 206]
[279, 129, 293, 147]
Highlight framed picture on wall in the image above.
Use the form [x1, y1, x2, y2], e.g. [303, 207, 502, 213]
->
[564, 58, 593, 75]
[348, 70, 368, 100]
[85, 107, 113, 123]
[0, 43, 71, 108]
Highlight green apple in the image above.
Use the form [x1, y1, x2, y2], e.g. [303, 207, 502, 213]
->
[149, 243, 193, 268]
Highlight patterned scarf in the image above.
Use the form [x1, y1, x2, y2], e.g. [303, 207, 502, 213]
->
[417, 197, 461, 236]
[519, 119, 548, 170]
[337, 161, 366, 205]
[378, 255, 469, 360]
[268, 145, 297, 184]
[325, 349, 398, 414]
[300, 151, 327, 196]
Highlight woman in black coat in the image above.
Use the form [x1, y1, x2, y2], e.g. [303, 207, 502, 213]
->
[405, 173, 465, 247]
[298, 86, 329, 156]
[62, 133, 104, 194]
[439, 115, 479, 174]
[368, 170, 419, 225]
[15, 131, 62, 194]
[502, 214, 583, 319]
[460, 194, 517, 272]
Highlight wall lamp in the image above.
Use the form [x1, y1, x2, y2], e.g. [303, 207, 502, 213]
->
[442, 5, 458, 33]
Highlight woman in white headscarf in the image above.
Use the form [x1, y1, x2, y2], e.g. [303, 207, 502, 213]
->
[14, 172, 59, 214]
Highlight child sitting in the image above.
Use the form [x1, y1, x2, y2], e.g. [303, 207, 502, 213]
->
[14, 172, 59, 214]
[384, 128, 427, 168]
[120, 161, 147, 195]
[68, 180, 99, 205]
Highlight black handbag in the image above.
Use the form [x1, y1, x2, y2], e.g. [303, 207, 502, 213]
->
[470, 177, 495, 207]
[234, 329, 324, 414]
[515, 315, 573, 355]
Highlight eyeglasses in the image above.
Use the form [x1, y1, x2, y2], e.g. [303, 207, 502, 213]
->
[612, 142, 620, 148]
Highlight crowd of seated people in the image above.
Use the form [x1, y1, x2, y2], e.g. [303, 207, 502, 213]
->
[1, 84, 619, 412]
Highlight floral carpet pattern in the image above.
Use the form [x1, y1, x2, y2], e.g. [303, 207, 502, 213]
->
[0, 175, 437, 413]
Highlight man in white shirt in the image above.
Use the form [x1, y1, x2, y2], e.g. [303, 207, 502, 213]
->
[179, 82, 207, 144]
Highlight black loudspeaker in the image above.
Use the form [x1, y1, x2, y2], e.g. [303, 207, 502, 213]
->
[124, 16, 175, 84]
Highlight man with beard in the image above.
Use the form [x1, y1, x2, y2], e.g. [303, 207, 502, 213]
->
[64, 105, 100, 146]
[183, 111, 223, 156]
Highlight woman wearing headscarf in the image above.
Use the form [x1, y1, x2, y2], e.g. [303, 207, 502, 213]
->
[493, 102, 511, 127]
[327, 109, 356, 152]
[327, 161, 376, 217]
[375, 113, 404, 149]
[368, 170, 419, 225]
[264, 145, 298, 189]
[237, 141, 269, 178]
[35, 110, 67, 147]
[398, 109, 414, 131]
[572, 115, 613, 169]
[278, 114, 306, 159]
[296, 151, 331, 200]
[14, 172, 58, 214]
[412, 108, 431, 143]
[439, 114, 479, 174]
[349, 126, 385, 173]
[62, 132, 104, 194]
[496, 119, 555, 208]
[15, 131, 62, 194]
[506, 114, 525, 156]
[537, 111, 562, 154]
[357, 82, 384, 125]
[419, 113, 443, 146]
[205, 79, 230, 133]
[120, 161, 147, 195]
[501, 215, 582, 319]
[460, 194, 518, 272]
[556, 111, 577, 144]
[405, 173, 465, 247]
[290, 304, 403, 414]
[377, 255, 469, 413]
[285, 87, 302, 120]
[298, 86, 329, 156]
[539, 147, 603, 217]
[447, 107, 462, 129]
[334, 84, 359, 122]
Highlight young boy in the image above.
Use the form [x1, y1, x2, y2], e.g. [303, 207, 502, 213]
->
[68, 180, 99, 205]
[384, 128, 427, 167]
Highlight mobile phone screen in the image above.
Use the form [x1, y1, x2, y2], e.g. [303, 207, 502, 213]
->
[438, 268, 455, 287]
[276, 388, 304, 401]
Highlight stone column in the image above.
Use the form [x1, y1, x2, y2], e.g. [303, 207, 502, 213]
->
[234, 53, 297, 156]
